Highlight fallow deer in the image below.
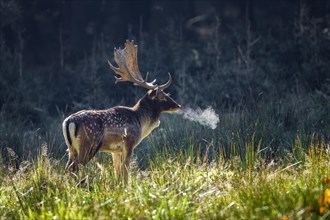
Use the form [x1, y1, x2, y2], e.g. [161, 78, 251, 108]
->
[62, 40, 180, 184]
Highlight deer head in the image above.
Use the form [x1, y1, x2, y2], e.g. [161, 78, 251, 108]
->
[108, 40, 180, 113]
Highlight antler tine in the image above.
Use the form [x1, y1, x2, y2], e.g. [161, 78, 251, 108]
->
[108, 60, 125, 84]
[145, 72, 157, 84]
[145, 72, 149, 81]
[108, 40, 158, 90]
[158, 72, 172, 91]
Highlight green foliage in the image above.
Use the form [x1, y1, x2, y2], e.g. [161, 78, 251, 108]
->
[0, 132, 329, 219]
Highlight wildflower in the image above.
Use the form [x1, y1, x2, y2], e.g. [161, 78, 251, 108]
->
[280, 215, 289, 220]
[319, 206, 327, 215]
[324, 188, 330, 205]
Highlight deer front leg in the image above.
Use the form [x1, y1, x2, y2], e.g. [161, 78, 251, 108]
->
[112, 153, 121, 181]
[122, 145, 133, 185]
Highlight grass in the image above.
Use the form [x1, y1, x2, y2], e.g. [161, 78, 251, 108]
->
[0, 116, 329, 220]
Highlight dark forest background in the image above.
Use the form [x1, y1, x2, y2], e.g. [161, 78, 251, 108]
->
[0, 0, 330, 161]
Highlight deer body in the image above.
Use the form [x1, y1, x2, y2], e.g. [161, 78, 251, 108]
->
[63, 92, 164, 162]
[63, 49, 180, 184]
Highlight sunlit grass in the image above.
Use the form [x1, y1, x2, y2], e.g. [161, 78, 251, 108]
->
[0, 130, 329, 219]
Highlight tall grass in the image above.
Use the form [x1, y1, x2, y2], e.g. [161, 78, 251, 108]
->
[0, 117, 329, 219]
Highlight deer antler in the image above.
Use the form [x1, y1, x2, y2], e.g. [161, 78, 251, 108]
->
[108, 40, 157, 90]
[108, 40, 172, 90]
[158, 72, 172, 90]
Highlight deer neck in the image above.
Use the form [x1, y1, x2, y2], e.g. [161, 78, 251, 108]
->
[133, 99, 161, 139]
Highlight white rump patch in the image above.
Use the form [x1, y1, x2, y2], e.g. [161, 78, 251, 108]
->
[68, 122, 80, 153]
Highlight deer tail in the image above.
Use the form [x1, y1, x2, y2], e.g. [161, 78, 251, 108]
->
[62, 119, 75, 147]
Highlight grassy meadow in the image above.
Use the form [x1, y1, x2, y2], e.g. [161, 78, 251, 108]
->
[0, 113, 329, 220]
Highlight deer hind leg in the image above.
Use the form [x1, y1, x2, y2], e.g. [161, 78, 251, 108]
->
[65, 148, 78, 173]
[63, 121, 78, 173]
[66, 142, 101, 174]
[65, 124, 99, 173]
[63, 120, 103, 174]
[73, 138, 103, 170]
